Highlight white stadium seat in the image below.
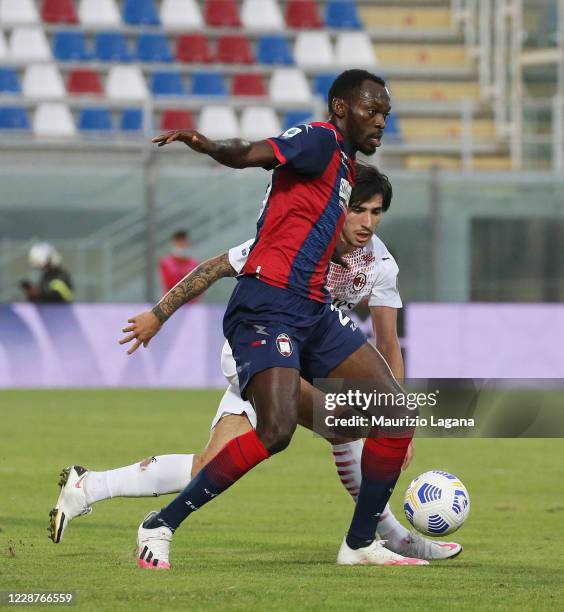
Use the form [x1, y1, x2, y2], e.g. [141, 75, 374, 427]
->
[0, 30, 7, 61]
[106, 65, 148, 100]
[78, 0, 121, 27]
[198, 106, 239, 140]
[335, 32, 377, 68]
[0, 0, 40, 26]
[240, 107, 281, 141]
[9, 27, 52, 62]
[269, 68, 311, 104]
[241, 0, 284, 31]
[294, 31, 334, 69]
[161, 0, 203, 30]
[23, 64, 65, 99]
[34, 103, 76, 137]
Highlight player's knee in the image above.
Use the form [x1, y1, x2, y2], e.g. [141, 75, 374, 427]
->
[258, 419, 296, 454]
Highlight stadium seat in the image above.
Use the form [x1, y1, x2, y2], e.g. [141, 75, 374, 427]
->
[257, 35, 293, 65]
[0, 68, 21, 94]
[198, 106, 239, 139]
[0, 106, 30, 130]
[161, 0, 203, 29]
[67, 68, 103, 95]
[9, 27, 52, 61]
[136, 33, 173, 63]
[232, 73, 266, 96]
[285, 0, 322, 28]
[0, 0, 40, 26]
[204, 0, 241, 27]
[78, 108, 113, 132]
[120, 108, 143, 132]
[106, 65, 147, 99]
[269, 68, 311, 104]
[313, 73, 338, 101]
[78, 0, 121, 27]
[294, 32, 334, 68]
[217, 35, 254, 64]
[325, 1, 362, 29]
[150, 71, 186, 96]
[283, 110, 313, 131]
[190, 72, 226, 96]
[0, 31, 7, 60]
[241, 0, 284, 30]
[41, 0, 78, 24]
[123, 0, 159, 26]
[33, 102, 76, 136]
[53, 31, 90, 61]
[240, 107, 281, 140]
[335, 32, 376, 67]
[176, 34, 213, 63]
[160, 109, 194, 131]
[22, 64, 66, 99]
[94, 32, 131, 62]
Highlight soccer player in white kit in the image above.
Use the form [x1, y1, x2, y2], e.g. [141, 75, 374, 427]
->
[50, 164, 461, 561]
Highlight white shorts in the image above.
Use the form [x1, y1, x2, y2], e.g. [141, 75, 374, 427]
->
[210, 341, 258, 430]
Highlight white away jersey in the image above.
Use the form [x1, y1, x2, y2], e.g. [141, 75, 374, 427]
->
[228, 235, 402, 313]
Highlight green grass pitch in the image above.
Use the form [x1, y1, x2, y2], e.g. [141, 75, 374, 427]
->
[1, 390, 563, 611]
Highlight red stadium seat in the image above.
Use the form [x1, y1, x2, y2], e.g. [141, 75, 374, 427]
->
[285, 0, 321, 28]
[176, 34, 213, 63]
[204, 0, 241, 27]
[41, 0, 78, 24]
[160, 109, 194, 131]
[67, 69, 103, 95]
[232, 73, 266, 96]
[217, 35, 253, 64]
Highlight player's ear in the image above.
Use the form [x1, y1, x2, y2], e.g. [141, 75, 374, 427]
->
[332, 97, 347, 119]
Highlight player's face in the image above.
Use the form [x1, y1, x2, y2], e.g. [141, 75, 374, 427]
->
[342, 194, 384, 248]
[346, 81, 391, 155]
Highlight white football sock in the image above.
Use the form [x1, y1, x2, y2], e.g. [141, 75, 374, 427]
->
[331, 440, 410, 542]
[83, 454, 193, 505]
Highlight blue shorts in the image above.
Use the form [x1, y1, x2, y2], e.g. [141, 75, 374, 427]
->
[223, 277, 367, 399]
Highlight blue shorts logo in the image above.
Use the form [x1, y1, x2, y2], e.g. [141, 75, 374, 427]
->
[276, 333, 293, 357]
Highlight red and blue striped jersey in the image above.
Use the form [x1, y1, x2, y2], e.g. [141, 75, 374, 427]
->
[241, 122, 356, 302]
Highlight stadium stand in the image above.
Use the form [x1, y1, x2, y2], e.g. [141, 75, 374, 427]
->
[93, 32, 131, 62]
[120, 107, 144, 132]
[161, 0, 204, 30]
[232, 73, 267, 97]
[217, 34, 254, 64]
[33, 102, 75, 136]
[325, 0, 361, 29]
[78, 0, 121, 27]
[150, 71, 186, 96]
[191, 71, 227, 96]
[52, 31, 90, 61]
[204, 0, 241, 28]
[283, 109, 313, 130]
[160, 108, 194, 130]
[294, 31, 334, 68]
[285, 0, 322, 29]
[41, 0, 78, 24]
[176, 33, 213, 63]
[123, 0, 160, 26]
[270, 68, 311, 104]
[67, 68, 103, 95]
[106, 65, 147, 99]
[240, 106, 281, 140]
[0, 31, 8, 61]
[0, 106, 30, 129]
[257, 35, 293, 65]
[0, 67, 20, 94]
[78, 107, 113, 132]
[22, 64, 65, 99]
[0, 0, 40, 26]
[198, 105, 239, 138]
[136, 33, 174, 63]
[241, 0, 284, 31]
[9, 27, 51, 61]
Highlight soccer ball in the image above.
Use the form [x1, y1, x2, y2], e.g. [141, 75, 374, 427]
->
[403, 471, 470, 536]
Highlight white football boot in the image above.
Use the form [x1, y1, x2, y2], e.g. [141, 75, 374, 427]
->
[49, 466, 92, 543]
[137, 512, 172, 570]
[385, 531, 462, 560]
[337, 537, 429, 566]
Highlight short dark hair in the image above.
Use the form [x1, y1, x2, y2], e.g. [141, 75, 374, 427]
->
[349, 162, 392, 212]
[328, 69, 386, 114]
[172, 230, 189, 241]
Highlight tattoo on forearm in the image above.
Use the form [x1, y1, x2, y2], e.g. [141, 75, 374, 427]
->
[153, 253, 235, 322]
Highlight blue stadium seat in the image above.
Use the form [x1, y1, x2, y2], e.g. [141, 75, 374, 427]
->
[150, 71, 185, 96]
[283, 110, 313, 131]
[325, 1, 362, 29]
[120, 108, 144, 132]
[256, 35, 294, 65]
[384, 113, 400, 138]
[0, 107, 30, 130]
[123, 0, 159, 26]
[191, 72, 226, 96]
[136, 33, 173, 63]
[53, 31, 90, 61]
[94, 32, 131, 62]
[313, 73, 338, 100]
[0, 68, 21, 94]
[78, 108, 113, 132]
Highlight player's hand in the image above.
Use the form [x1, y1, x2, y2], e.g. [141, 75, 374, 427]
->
[401, 440, 415, 471]
[118, 310, 163, 355]
[152, 129, 214, 154]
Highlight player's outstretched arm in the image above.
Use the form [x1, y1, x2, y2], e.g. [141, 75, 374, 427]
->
[152, 130, 277, 169]
[119, 252, 236, 355]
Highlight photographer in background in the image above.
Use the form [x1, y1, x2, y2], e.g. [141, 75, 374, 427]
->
[20, 242, 74, 304]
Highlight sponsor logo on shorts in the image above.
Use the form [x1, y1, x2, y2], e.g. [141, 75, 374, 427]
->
[353, 272, 367, 291]
[276, 333, 293, 357]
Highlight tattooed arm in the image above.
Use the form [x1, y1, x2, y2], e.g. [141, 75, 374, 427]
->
[119, 252, 235, 355]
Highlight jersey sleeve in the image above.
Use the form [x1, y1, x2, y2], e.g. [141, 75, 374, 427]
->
[228, 238, 255, 274]
[267, 125, 338, 176]
[368, 254, 403, 308]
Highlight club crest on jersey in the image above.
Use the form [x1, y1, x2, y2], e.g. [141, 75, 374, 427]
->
[339, 178, 352, 212]
[353, 272, 367, 292]
[276, 333, 293, 357]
